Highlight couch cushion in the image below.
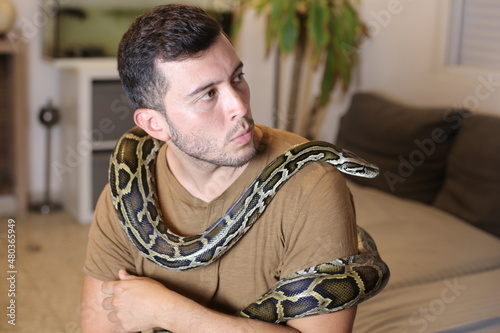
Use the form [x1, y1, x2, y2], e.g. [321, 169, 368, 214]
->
[348, 180, 500, 289]
[354, 269, 500, 333]
[336, 92, 467, 204]
[434, 113, 500, 237]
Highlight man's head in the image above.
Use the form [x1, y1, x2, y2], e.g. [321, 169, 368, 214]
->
[118, 4, 256, 169]
[117, 4, 222, 113]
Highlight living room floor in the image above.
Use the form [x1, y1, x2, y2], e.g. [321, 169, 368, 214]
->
[0, 211, 89, 332]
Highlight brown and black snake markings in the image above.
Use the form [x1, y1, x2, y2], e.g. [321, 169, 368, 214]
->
[110, 126, 390, 324]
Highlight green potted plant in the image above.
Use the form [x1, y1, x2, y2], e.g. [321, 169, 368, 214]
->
[232, 0, 365, 138]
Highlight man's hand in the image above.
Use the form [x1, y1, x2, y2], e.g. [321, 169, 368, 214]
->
[93, 269, 355, 333]
[101, 269, 175, 332]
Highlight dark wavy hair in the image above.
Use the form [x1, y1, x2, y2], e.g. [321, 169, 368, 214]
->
[117, 4, 222, 113]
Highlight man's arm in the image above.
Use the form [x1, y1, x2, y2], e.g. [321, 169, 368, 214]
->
[91, 269, 356, 333]
[81, 275, 118, 332]
[287, 307, 357, 333]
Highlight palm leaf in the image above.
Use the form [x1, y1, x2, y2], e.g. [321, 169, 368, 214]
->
[279, 2, 300, 54]
[307, 0, 330, 58]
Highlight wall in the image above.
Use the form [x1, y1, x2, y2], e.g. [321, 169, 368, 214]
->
[10, 0, 500, 206]
[358, 0, 500, 115]
[321, 0, 500, 141]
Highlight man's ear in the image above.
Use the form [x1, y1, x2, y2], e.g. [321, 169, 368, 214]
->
[134, 108, 171, 142]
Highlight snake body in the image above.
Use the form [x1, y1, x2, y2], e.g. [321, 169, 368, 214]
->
[109, 126, 389, 323]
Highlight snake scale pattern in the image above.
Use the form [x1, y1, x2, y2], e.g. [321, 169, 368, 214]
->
[109, 126, 390, 324]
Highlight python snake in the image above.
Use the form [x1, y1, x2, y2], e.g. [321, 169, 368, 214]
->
[109, 126, 390, 324]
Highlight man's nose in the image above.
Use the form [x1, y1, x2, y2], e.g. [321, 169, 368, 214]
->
[224, 86, 249, 120]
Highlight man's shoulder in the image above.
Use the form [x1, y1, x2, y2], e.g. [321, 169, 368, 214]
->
[256, 125, 308, 156]
[255, 125, 342, 182]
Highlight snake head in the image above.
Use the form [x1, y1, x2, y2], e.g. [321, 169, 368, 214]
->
[340, 162, 379, 178]
[338, 149, 379, 178]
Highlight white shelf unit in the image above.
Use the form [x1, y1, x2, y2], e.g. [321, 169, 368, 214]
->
[56, 59, 135, 223]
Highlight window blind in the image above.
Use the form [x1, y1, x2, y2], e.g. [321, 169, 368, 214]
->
[449, 0, 500, 69]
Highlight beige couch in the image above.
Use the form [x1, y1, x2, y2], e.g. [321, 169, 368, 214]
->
[336, 93, 500, 332]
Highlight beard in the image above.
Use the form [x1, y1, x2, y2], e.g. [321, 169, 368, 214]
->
[166, 117, 257, 168]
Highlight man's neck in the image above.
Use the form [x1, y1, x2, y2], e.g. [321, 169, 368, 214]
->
[166, 149, 248, 202]
[164, 128, 262, 203]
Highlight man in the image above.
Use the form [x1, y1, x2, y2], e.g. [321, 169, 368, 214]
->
[81, 4, 358, 332]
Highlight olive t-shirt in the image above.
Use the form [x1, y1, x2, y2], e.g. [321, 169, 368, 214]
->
[84, 125, 357, 314]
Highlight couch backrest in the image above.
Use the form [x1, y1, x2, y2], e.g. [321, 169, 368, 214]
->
[434, 113, 500, 237]
[336, 92, 466, 204]
[336, 92, 500, 237]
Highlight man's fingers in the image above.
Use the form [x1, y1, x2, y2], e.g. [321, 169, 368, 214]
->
[101, 269, 133, 295]
[106, 308, 118, 322]
[105, 307, 139, 333]
[102, 296, 114, 311]
[118, 268, 135, 281]
[101, 280, 116, 295]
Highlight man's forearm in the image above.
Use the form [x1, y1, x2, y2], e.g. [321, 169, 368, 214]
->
[155, 302, 300, 333]
[154, 302, 356, 333]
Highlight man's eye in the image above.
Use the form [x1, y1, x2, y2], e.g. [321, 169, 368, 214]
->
[200, 89, 217, 101]
[234, 72, 245, 83]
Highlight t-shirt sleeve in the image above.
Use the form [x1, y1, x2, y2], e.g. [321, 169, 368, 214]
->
[83, 185, 137, 281]
[279, 165, 358, 278]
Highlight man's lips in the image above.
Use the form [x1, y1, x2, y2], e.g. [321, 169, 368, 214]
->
[231, 127, 253, 144]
